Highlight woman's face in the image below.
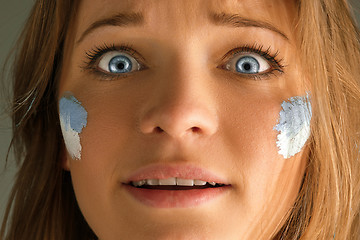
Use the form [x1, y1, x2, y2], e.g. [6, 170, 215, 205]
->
[58, 0, 310, 239]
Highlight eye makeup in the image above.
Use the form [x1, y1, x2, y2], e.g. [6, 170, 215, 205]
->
[59, 92, 88, 160]
[274, 93, 312, 159]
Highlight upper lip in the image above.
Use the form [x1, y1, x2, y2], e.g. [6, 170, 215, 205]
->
[124, 163, 230, 185]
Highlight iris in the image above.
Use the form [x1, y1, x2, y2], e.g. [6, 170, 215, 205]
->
[108, 55, 132, 73]
[236, 56, 260, 74]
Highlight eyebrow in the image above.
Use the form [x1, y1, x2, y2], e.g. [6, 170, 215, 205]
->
[76, 12, 144, 45]
[76, 11, 289, 45]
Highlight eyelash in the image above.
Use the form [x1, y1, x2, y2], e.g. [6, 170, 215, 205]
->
[81, 43, 142, 81]
[81, 42, 285, 81]
[220, 43, 285, 80]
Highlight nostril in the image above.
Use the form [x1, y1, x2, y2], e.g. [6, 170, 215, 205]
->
[139, 106, 219, 137]
[191, 127, 201, 133]
[154, 126, 164, 133]
[149, 126, 202, 135]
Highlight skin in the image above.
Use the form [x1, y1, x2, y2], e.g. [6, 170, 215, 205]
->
[58, 0, 309, 239]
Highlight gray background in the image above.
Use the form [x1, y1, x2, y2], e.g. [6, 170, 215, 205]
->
[0, 0, 36, 224]
[1, 0, 360, 224]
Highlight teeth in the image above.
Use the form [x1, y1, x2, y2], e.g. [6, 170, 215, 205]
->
[132, 180, 146, 186]
[159, 177, 176, 185]
[194, 180, 207, 186]
[176, 178, 194, 186]
[131, 178, 221, 187]
[146, 179, 159, 185]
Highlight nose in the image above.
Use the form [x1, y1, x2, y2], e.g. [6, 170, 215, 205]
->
[139, 67, 219, 139]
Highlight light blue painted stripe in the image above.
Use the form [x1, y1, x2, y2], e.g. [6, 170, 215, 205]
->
[59, 92, 88, 133]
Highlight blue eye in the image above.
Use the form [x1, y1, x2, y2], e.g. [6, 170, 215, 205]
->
[98, 52, 141, 74]
[236, 56, 260, 74]
[109, 55, 132, 73]
[225, 53, 271, 75]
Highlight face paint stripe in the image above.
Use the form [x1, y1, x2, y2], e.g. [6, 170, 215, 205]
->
[274, 93, 312, 159]
[59, 92, 88, 160]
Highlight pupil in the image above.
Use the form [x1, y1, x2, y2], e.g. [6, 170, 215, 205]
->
[117, 62, 125, 70]
[243, 63, 251, 71]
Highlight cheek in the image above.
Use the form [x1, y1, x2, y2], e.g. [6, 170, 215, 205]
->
[224, 96, 281, 164]
[228, 93, 312, 163]
[224, 93, 310, 202]
[67, 92, 139, 189]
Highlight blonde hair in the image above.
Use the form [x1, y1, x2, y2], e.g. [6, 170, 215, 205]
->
[276, 0, 360, 239]
[1, 0, 359, 239]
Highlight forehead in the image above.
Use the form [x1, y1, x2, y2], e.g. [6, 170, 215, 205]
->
[78, 0, 290, 14]
[78, 0, 294, 16]
[74, 0, 296, 41]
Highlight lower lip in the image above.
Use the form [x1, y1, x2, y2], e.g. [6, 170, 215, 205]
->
[123, 184, 230, 208]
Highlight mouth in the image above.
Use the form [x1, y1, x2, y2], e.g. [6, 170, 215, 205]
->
[125, 177, 228, 190]
[122, 164, 231, 208]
